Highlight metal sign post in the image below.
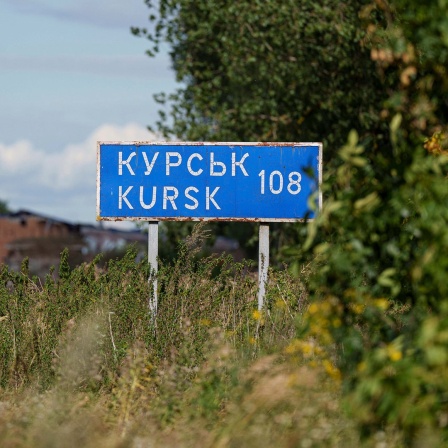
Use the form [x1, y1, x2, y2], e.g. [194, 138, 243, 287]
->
[147, 220, 158, 318]
[258, 223, 269, 310]
[97, 142, 322, 317]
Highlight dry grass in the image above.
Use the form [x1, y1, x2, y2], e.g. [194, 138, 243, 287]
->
[0, 232, 398, 447]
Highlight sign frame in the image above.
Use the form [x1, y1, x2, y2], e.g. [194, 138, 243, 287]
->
[97, 141, 323, 223]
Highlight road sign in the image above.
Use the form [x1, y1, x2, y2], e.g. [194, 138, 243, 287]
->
[97, 142, 322, 222]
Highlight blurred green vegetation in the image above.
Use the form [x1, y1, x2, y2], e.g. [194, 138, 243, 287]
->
[0, 199, 11, 214]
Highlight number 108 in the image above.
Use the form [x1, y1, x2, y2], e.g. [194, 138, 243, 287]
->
[258, 170, 302, 195]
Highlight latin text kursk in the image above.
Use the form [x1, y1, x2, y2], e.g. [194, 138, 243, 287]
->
[117, 151, 249, 210]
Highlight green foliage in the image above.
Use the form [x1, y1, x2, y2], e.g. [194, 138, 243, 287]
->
[291, 0, 448, 441]
[0, 199, 10, 214]
[135, 0, 388, 159]
[365, 0, 448, 146]
[292, 132, 448, 444]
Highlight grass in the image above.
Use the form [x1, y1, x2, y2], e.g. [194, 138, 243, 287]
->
[0, 225, 396, 447]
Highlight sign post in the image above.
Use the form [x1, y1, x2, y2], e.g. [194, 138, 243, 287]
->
[147, 220, 158, 318]
[258, 223, 269, 310]
[97, 142, 322, 314]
